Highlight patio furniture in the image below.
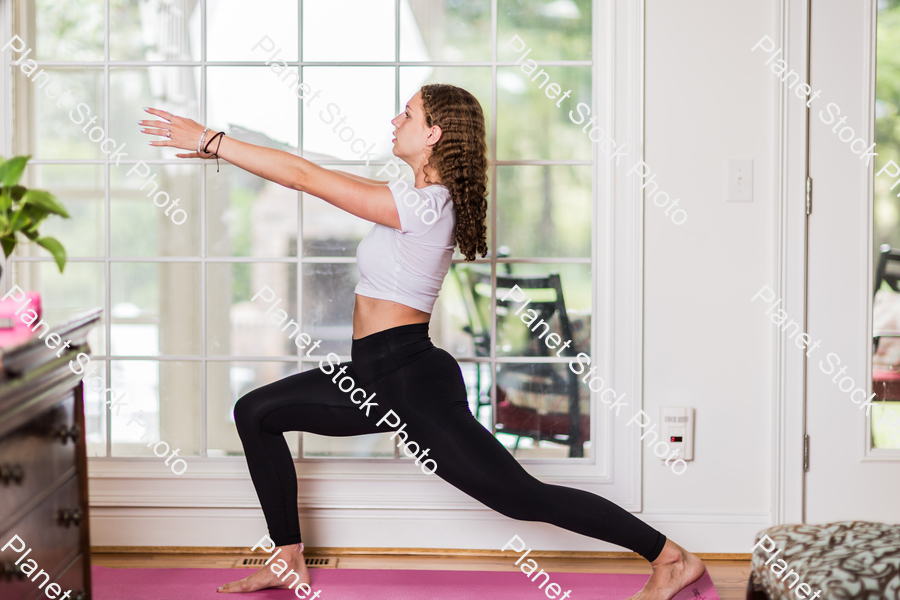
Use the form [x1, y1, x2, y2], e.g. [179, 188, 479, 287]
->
[451, 263, 589, 457]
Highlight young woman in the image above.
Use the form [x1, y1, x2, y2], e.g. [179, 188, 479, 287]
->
[139, 83, 705, 600]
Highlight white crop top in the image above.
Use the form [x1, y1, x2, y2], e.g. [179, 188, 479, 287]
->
[354, 177, 456, 314]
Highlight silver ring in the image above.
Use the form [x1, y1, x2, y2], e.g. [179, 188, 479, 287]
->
[166, 131, 171, 139]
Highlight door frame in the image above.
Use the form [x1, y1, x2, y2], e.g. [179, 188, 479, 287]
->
[800, 0, 900, 525]
[773, 0, 813, 526]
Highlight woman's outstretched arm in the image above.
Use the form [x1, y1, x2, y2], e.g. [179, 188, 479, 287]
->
[138, 107, 401, 229]
[331, 171, 390, 185]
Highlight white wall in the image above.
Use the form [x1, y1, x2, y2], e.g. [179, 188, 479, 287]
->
[639, 0, 779, 550]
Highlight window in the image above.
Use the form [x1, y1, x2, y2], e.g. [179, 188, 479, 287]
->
[872, 0, 900, 449]
[10, 0, 596, 464]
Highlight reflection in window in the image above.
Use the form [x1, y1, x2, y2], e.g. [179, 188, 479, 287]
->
[452, 264, 592, 458]
[496, 363, 592, 459]
[497, 166, 592, 258]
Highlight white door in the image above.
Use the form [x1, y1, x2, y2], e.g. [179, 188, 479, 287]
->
[806, 0, 900, 522]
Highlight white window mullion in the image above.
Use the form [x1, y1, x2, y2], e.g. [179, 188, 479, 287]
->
[296, 0, 304, 456]
[199, 0, 208, 458]
[104, 0, 112, 458]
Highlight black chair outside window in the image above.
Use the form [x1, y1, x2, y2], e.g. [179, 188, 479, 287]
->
[451, 263, 589, 458]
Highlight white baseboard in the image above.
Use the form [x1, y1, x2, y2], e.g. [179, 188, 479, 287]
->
[89, 506, 771, 554]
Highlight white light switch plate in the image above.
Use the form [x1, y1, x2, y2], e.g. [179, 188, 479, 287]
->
[660, 406, 694, 461]
[726, 159, 753, 202]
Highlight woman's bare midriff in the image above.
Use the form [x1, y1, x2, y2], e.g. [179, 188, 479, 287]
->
[352, 294, 431, 340]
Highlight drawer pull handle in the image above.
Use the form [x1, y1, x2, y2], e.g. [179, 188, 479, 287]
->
[1, 560, 28, 581]
[0, 464, 24, 485]
[58, 508, 84, 527]
[55, 424, 80, 444]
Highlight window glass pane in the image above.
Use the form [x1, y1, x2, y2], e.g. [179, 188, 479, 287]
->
[461, 362, 494, 429]
[208, 67, 300, 149]
[10, 260, 106, 355]
[111, 164, 201, 257]
[208, 0, 298, 62]
[872, 401, 900, 449]
[873, 1, 900, 451]
[302, 182, 374, 258]
[480, 262, 592, 357]
[496, 65, 592, 161]
[495, 362, 592, 459]
[431, 266, 479, 359]
[111, 262, 201, 356]
[110, 360, 202, 459]
[302, 0, 394, 62]
[27, 164, 105, 258]
[35, 0, 104, 61]
[497, 165, 591, 257]
[111, 0, 201, 61]
[400, 66, 493, 145]
[302, 263, 358, 357]
[301, 67, 394, 162]
[207, 262, 299, 356]
[498, 0, 592, 61]
[400, 0, 491, 61]
[208, 164, 298, 258]
[208, 361, 299, 457]
[110, 67, 201, 162]
[21, 68, 104, 159]
[82, 360, 107, 457]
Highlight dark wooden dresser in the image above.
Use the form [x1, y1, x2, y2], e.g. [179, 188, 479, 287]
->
[0, 309, 102, 600]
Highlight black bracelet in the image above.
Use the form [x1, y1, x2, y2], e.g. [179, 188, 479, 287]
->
[204, 131, 226, 173]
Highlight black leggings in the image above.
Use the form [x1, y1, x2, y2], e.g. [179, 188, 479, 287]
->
[234, 322, 666, 562]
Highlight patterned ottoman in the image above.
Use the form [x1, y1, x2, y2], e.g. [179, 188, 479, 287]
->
[747, 522, 900, 600]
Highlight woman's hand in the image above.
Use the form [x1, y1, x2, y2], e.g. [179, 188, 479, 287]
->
[138, 107, 221, 159]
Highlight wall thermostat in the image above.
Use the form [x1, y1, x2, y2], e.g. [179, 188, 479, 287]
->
[660, 406, 694, 461]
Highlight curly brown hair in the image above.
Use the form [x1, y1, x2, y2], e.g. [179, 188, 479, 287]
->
[419, 84, 489, 261]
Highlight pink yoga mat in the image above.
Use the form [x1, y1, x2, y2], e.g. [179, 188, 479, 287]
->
[92, 566, 721, 600]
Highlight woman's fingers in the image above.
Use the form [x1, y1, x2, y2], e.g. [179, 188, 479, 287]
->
[138, 108, 206, 155]
[143, 106, 173, 121]
[138, 119, 170, 128]
[141, 127, 169, 137]
[142, 125, 173, 146]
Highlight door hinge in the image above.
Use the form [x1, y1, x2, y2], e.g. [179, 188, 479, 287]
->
[806, 176, 813, 215]
[803, 434, 810, 472]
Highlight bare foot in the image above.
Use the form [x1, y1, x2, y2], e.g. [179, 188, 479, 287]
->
[218, 543, 311, 593]
[624, 539, 706, 600]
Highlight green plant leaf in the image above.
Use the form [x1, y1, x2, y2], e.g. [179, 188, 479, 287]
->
[37, 236, 66, 272]
[8, 185, 26, 201]
[0, 156, 30, 187]
[0, 191, 11, 214]
[22, 229, 39, 241]
[22, 203, 51, 226]
[7, 206, 25, 233]
[21, 189, 69, 218]
[0, 235, 16, 258]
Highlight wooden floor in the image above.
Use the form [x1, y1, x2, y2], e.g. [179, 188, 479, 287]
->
[92, 550, 750, 600]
